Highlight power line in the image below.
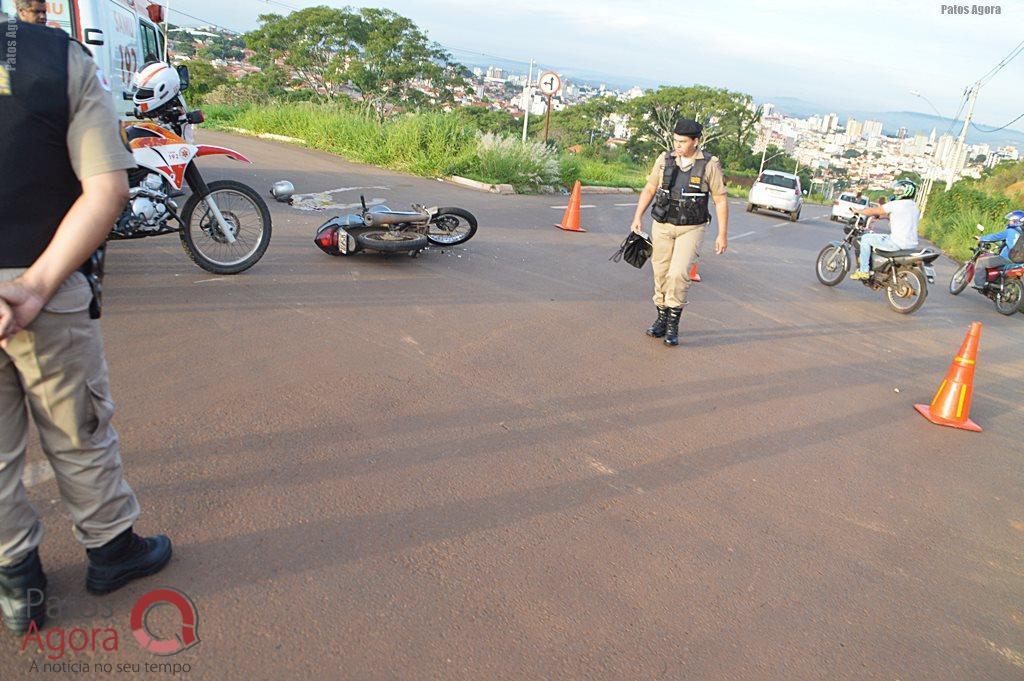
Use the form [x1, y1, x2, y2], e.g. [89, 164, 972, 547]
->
[167, 7, 242, 35]
[970, 111, 1024, 133]
[977, 38, 1024, 87]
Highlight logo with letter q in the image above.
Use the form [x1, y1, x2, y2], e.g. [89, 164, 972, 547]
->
[130, 587, 200, 656]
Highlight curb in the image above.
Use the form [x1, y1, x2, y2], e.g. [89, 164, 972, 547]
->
[224, 126, 307, 145]
[580, 186, 637, 195]
[445, 176, 516, 195]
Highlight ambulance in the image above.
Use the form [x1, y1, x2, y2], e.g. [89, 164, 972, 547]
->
[0, 0, 167, 113]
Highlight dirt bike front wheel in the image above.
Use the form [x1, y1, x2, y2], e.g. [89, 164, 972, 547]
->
[180, 180, 272, 275]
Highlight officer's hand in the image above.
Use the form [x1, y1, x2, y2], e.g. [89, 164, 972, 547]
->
[0, 299, 14, 347]
[0, 281, 47, 346]
[630, 218, 644, 235]
[715, 234, 728, 255]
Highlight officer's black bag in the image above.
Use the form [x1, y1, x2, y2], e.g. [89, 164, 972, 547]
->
[610, 232, 653, 269]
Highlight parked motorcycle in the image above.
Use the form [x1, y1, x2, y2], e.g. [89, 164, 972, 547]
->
[815, 215, 940, 314]
[948, 224, 1024, 315]
[114, 64, 272, 274]
[314, 195, 477, 258]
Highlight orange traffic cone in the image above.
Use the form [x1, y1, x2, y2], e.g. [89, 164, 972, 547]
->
[555, 181, 586, 232]
[688, 262, 702, 283]
[914, 321, 983, 432]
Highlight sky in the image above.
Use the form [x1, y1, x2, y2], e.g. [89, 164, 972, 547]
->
[166, 0, 1024, 131]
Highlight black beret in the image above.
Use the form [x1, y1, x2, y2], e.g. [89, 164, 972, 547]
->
[673, 118, 703, 137]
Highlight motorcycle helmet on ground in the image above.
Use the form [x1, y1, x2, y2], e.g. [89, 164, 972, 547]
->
[1004, 209, 1024, 230]
[132, 62, 180, 114]
[889, 178, 918, 201]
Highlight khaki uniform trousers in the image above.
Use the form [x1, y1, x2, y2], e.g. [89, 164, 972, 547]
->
[651, 221, 706, 309]
[0, 272, 139, 567]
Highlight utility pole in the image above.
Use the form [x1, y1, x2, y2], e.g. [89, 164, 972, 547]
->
[521, 59, 535, 143]
[946, 81, 980, 190]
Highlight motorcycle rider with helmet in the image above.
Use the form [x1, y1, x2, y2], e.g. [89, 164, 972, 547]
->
[850, 178, 921, 280]
[973, 210, 1024, 289]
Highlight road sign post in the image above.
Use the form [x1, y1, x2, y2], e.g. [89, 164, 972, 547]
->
[536, 70, 561, 145]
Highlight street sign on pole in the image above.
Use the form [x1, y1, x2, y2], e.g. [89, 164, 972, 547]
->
[536, 71, 561, 144]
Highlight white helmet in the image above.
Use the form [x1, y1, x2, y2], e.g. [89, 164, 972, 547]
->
[132, 62, 180, 114]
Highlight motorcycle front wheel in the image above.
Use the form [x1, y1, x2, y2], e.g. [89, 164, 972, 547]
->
[994, 279, 1022, 315]
[886, 269, 927, 314]
[180, 180, 273, 275]
[815, 245, 848, 286]
[426, 208, 478, 246]
[949, 261, 973, 295]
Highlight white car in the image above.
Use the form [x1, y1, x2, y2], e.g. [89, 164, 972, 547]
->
[746, 171, 802, 221]
[830, 192, 870, 222]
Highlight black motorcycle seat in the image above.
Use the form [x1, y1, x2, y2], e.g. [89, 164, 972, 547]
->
[874, 248, 917, 256]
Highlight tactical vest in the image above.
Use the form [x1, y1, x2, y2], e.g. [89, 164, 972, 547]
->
[0, 21, 82, 268]
[651, 151, 712, 226]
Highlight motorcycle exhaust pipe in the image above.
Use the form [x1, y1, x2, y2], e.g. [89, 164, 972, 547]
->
[363, 211, 429, 227]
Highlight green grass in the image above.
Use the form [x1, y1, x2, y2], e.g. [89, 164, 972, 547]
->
[921, 178, 1019, 261]
[204, 104, 567, 192]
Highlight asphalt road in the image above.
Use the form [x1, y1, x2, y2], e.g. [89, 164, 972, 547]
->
[5, 130, 1024, 680]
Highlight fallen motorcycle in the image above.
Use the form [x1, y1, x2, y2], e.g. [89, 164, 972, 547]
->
[314, 195, 477, 258]
[815, 215, 940, 314]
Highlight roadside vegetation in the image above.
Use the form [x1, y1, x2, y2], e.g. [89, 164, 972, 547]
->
[919, 161, 1024, 260]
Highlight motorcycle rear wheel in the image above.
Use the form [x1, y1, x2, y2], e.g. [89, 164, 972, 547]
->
[886, 269, 927, 314]
[815, 245, 848, 286]
[949, 262, 972, 295]
[354, 230, 429, 253]
[180, 180, 272, 275]
[994, 279, 1022, 315]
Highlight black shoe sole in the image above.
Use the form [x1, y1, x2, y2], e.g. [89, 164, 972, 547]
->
[85, 545, 172, 596]
[646, 330, 666, 338]
[664, 339, 679, 346]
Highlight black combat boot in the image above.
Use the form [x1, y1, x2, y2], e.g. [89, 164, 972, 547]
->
[85, 529, 172, 595]
[645, 306, 669, 338]
[0, 549, 47, 634]
[663, 307, 683, 346]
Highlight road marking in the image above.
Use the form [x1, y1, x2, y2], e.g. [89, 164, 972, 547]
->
[551, 204, 596, 209]
[193, 278, 224, 284]
[613, 202, 637, 207]
[731, 230, 757, 240]
[587, 458, 617, 476]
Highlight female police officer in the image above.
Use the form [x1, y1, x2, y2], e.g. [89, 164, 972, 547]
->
[629, 118, 729, 346]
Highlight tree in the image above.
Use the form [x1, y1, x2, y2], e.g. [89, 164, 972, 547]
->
[183, 60, 229, 103]
[547, 96, 619, 147]
[244, 6, 465, 119]
[624, 85, 748, 160]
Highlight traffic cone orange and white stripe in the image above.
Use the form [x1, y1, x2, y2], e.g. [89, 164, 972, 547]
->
[914, 321, 983, 432]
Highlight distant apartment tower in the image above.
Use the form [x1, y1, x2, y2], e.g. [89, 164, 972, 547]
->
[846, 117, 863, 138]
[820, 112, 838, 133]
[762, 102, 776, 117]
[934, 134, 956, 164]
[472, 67, 483, 78]
[897, 127, 907, 139]
[862, 120, 884, 138]
[486, 66, 504, 79]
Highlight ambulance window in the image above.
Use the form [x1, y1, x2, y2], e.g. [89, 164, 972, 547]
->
[140, 22, 161, 63]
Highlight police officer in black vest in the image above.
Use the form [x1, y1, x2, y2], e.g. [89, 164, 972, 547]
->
[0, 19, 171, 634]
[630, 118, 729, 346]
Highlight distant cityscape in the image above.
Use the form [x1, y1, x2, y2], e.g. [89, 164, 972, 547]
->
[171, 24, 1021, 192]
